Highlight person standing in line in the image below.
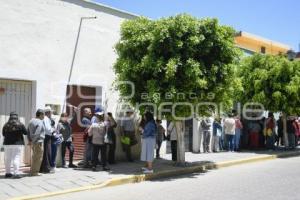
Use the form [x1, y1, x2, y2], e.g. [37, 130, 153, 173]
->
[141, 112, 157, 174]
[27, 109, 46, 176]
[50, 119, 62, 172]
[2, 112, 27, 178]
[155, 119, 165, 159]
[105, 112, 117, 164]
[287, 116, 296, 149]
[120, 110, 136, 162]
[40, 106, 53, 173]
[81, 108, 93, 168]
[201, 117, 213, 153]
[91, 108, 102, 124]
[234, 116, 243, 152]
[212, 117, 222, 152]
[265, 112, 276, 150]
[167, 121, 177, 162]
[224, 114, 236, 152]
[219, 118, 225, 151]
[276, 115, 284, 147]
[293, 118, 300, 146]
[88, 112, 110, 171]
[58, 107, 78, 168]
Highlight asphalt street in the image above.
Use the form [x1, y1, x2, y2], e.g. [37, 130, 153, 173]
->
[45, 156, 300, 200]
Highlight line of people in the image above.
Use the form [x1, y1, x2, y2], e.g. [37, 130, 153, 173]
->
[2, 105, 122, 178]
[3, 107, 300, 178]
[2, 107, 77, 178]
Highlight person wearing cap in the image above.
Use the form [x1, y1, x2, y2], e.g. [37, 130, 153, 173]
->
[39, 106, 53, 173]
[57, 107, 78, 168]
[81, 107, 93, 168]
[88, 111, 110, 171]
[27, 109, 46, 176]
[91, 107, 103, 124]
[2, 112, 27, 178]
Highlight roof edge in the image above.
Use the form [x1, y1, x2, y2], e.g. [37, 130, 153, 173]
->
[62, 0, 140, 19]
[236, 31, 291, 50]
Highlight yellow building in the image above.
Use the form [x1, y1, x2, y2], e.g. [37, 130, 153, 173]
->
[235, 31, 291, 56]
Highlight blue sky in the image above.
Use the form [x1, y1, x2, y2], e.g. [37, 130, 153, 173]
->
[94, 0, 300, 50]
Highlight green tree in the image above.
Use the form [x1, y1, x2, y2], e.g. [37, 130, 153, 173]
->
[114, 14, 240, 164]
[239, 54, 300, 146]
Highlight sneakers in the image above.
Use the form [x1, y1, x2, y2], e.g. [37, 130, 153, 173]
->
[5, 173, 13, 178]
[50, 167, 56, 173]
[6, 173, 22, 179]
[13, 174, 22, 179]
[30, 173, 42, 177]
[141, 167, 148, 171]
[143, 169, 154, 174]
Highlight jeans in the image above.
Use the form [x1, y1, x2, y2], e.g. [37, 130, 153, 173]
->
[234, 129, 241, 151]
[219, 134, 225, 150]
[226, 134, 235, 151]
[92, 144, 107, 168]
[4, 145, 22, 175]
[203, 131, 211, 153]
[84, 141, 93, 164]
[40, 135, 51, 173]
[50, 142, 58, 168]
[266, 135, 275, 149]
[171, 140, 177, 161]
[61, 141, 74, 166]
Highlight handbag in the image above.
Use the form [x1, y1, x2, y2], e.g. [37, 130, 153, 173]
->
[121, 136, 130, 145]
[104, 133, 113, 144]
[53, 132, 63, 145]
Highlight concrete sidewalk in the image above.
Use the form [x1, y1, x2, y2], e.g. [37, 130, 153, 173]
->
[1, 149, 300, 200]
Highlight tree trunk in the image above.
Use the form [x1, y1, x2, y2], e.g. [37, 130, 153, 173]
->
[175, 120, 186, 166]
[282, 113, 289, 148]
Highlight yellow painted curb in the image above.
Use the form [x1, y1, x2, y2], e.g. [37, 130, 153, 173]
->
[9, 151, 300, 200]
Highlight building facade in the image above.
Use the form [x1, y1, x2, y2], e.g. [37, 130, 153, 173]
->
[235, 31, 290, 56]
[0, 0, 139, 168]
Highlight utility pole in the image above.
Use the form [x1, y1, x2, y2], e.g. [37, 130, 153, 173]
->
[62, 16, 97, 113]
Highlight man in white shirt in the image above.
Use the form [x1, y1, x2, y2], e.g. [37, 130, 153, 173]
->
[224, 114, 236, 152]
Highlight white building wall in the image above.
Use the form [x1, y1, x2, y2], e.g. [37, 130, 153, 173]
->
[0, 0, 136, 114]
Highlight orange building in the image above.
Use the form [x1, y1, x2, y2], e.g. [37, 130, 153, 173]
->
[235, 31, 291, 56]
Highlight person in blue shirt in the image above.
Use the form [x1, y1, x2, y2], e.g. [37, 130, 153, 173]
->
[140, 111, 157, 174]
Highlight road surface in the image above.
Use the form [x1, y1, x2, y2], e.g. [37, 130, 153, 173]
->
[46, 156, 300, 200]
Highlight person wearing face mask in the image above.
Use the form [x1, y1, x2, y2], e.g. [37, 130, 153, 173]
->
[2, 112, 27, 178]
